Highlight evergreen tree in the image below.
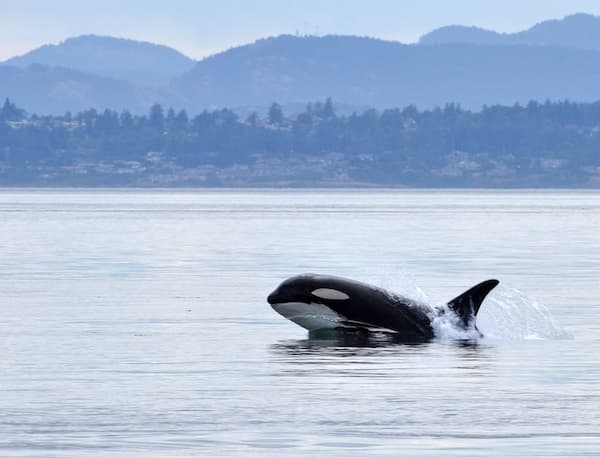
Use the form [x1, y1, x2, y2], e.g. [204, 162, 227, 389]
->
[246, 112, 259, 127]
[322, 98, 335, 119]
[120, 110, 134, 130]
[166, 108, 176, 129]
[269, 102, 284, 126]
[149, 103, 165, 129]
[176, 110, 189, 128]
[2, 98, 25, 121]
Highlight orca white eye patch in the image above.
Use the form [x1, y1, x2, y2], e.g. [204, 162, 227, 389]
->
[311, 288, 350, 300]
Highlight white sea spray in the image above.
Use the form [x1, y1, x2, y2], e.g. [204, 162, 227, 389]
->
[476, 285, 571, 341]
[372, 274, 570, 342]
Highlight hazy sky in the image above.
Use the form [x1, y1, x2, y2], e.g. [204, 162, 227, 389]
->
[2, 0, 600, 60]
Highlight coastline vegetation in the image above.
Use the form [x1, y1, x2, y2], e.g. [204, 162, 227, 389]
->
[1, 98, 599, 186]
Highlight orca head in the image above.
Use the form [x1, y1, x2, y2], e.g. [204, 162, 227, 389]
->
[267, 274, 354, 331]
[267, 273, 351, 307]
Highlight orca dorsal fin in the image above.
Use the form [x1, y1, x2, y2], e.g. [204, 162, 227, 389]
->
[447, 279, 499, 327]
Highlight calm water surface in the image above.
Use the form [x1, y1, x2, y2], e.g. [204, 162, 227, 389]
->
[0, 189, 599, 457]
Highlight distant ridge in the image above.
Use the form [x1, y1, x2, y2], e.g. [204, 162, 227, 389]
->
[3, 14, 600, 114]
[419, 13, 600, 50]
[0, 64, 141, 114]
[418, 26, 507, 46]
[3, 35, 196, 86]
[172, 33, 600, 112]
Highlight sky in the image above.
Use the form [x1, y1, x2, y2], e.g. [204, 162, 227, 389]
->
[2, 0, 600, 60]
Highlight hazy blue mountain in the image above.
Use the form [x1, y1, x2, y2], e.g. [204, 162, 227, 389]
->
[418, 26, 506, 46]
[515, 13, 600, 49]
[0, 64, 141, 114]
[5, 13, 600, 115]
[3, 35, 196, 86]
[172, 34, 600, 111]
[419, 13, 600, 50]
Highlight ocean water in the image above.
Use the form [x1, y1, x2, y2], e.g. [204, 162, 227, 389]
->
[0, 189, 598, 457]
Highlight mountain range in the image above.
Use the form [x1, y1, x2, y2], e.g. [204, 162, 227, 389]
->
[4, 35, 196, 86]
[2, 13, 600, 114]
[419, 13, 600, 49]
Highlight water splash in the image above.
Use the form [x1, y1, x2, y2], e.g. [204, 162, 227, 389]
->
[372, 274, 570, 342]
[430, 304, 482, 342]
[476, 285, 571, 341]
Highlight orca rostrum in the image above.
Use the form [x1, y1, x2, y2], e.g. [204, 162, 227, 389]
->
[267, 274, 499, 340]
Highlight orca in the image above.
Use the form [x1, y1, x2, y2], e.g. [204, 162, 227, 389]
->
[267, 274, 499, 341]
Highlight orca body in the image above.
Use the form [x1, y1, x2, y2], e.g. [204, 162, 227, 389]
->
[267, 274, 499, 341]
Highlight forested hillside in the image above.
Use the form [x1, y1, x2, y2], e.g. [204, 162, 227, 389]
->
[1, 98, 598, 187]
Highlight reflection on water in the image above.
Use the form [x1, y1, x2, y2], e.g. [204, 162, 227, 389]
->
[271, 335, 494, 362]
[271, 334, 429, 354]
[269, 332, 499, 385]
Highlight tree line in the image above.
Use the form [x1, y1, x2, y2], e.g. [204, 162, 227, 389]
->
[1, 97, 599, 177]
